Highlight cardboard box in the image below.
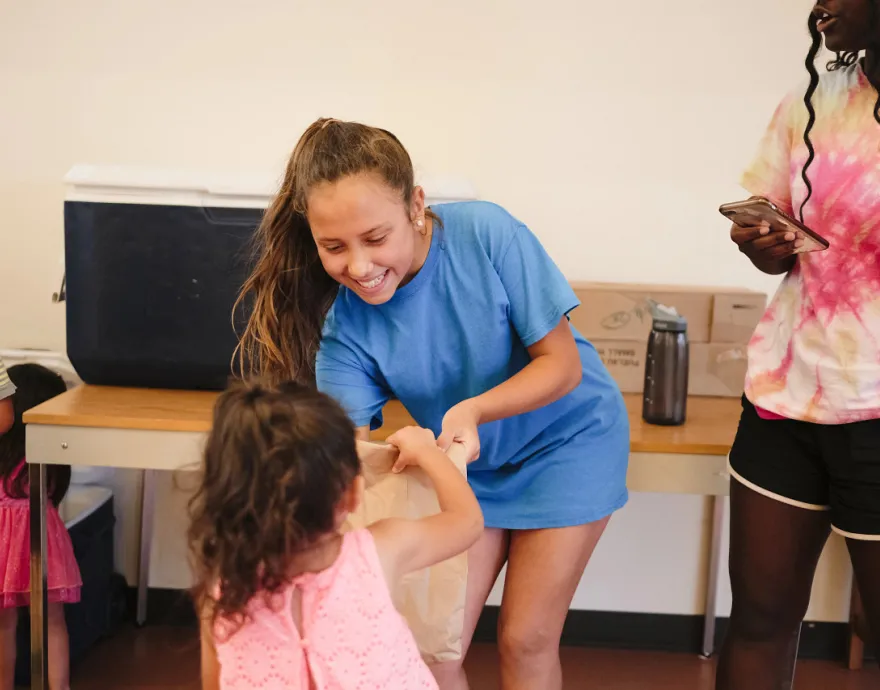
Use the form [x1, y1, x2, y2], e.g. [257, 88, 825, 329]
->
[688, 343, 748, 398]
[593, 340, 646, 394]
[710, 293, 767, 343]
[594, 339, 748, 398]
[570, 283, 713, 343]
[569, 283, 765, 345]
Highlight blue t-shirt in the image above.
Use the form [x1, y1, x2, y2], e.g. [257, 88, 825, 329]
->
[317, 201, 629, 528]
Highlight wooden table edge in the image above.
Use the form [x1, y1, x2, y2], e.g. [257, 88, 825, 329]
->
[23, 415, 733, 457]
[23, 387, 738, 457]
[23, 411, 211, 434]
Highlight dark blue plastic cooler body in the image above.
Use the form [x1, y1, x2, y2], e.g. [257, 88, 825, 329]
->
[64, 201, 261, 390]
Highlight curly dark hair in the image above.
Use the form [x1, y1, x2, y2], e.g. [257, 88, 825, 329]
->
[0, 364, 70, 505]
[187, 379, 361, 634]
[800, 3, 880, 222]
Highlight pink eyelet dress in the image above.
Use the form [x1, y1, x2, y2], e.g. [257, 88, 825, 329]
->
[213, 528, 438, 690]
[0, 460, 82, 608]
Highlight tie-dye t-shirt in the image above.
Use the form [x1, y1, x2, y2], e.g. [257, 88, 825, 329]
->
[741, 63, 880, 424]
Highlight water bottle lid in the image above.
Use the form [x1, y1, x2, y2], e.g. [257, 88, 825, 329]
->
[648, 300, 688, 333]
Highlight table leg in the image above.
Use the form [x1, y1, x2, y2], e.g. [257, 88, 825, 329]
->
[136, 469, 157, 626]
[28, 463, 48, 690]
[701, 495, 726, 658]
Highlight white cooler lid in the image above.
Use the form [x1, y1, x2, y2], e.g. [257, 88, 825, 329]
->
[65, 164, 478, 209]
[60, 485, 114, 529]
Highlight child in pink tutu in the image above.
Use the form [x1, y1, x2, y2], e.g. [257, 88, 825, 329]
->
[0, 363, 81, 690]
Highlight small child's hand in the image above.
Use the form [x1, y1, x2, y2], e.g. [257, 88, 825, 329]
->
[387, 426, 437, 473]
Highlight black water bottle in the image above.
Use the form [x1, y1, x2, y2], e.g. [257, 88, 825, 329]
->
[642, 302, 689, 426]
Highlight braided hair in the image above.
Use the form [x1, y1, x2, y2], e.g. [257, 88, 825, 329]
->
[800, 2, 880, 222]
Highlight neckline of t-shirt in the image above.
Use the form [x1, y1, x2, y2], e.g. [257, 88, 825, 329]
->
[856, 59, 880, 93]
[819, 60, 874, 101]
[384, 206, 444, 304]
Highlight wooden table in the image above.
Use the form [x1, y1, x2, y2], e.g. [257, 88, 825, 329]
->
[24, 385, 741, 689]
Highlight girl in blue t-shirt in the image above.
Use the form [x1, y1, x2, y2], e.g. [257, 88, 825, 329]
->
[236, 117, 629, 689]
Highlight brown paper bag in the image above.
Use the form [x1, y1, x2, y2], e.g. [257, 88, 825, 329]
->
[343, 440, 468, 664]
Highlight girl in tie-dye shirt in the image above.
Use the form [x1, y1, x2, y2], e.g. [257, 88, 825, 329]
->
[720, 2, 880, 687]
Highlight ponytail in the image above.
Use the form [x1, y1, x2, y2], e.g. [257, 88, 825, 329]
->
[233, 122, 339, 385]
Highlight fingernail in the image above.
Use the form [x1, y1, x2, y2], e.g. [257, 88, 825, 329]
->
[760, 226, 770, 235]
[795, 240, 804, 248]
[785, 233, 795, 241]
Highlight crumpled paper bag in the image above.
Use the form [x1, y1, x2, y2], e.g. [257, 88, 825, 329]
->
[344, 440, 468, 664]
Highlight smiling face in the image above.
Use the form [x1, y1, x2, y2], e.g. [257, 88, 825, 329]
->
[813, 0, 879, 53]
[307, 172, 428, 305]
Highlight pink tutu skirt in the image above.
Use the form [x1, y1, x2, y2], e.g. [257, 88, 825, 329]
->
[0, 492, 82, 609]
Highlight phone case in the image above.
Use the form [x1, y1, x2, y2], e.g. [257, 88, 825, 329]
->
[719, 198, 830, 254]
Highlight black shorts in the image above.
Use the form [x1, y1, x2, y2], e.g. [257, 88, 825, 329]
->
[729, 397, 880, 540]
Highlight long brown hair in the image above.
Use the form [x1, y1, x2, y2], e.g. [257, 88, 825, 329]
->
[233, 118, 437, 385]
[188, 379, 361, 633]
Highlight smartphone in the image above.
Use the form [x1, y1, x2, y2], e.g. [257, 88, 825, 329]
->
[719, 197, 830, 254]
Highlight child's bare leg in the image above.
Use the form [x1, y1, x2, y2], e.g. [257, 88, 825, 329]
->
[0, 607, 17, 690]
[47, 603, 70, 690]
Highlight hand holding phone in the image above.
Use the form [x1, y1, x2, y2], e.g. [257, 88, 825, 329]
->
[720, 197, 830, 254]
[720, 197, 830, 275]
[732, 220, 800, 256]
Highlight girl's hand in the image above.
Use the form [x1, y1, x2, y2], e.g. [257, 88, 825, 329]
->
[438, 400, 482, 463]
[387, 426, 437, 473]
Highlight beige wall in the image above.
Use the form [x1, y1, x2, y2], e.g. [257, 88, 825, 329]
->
[1, 1, 853, 621]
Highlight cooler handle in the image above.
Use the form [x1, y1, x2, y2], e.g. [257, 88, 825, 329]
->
[52, 274, 66, 303]
[200, 207, 264, 227]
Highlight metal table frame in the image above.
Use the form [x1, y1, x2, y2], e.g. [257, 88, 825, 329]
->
[28, 464, 160, 688]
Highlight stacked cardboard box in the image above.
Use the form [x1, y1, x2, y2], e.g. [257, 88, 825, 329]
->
[568, 283, 767, 398]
